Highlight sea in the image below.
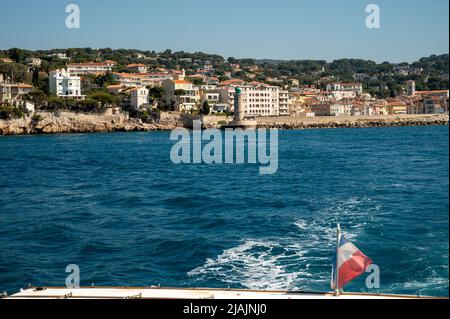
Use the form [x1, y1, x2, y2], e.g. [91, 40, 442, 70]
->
[0, 125, 448, 296]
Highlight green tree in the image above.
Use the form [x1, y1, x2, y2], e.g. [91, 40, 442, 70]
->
[0, 62, 31, 83]
[8, 48, 26, 63]
[0, 105, 24, 120]
[25, 89, 48, 107]
[174, 89, 186, 96]
[32, 67, 39, 87]
[202, 101, 210, 115]
[149, 86, 164, 100]
[95, 73, 116, 87]
[88, 92, 117, 107]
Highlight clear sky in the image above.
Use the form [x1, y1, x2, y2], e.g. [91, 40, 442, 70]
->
[0, 0, 448, 63]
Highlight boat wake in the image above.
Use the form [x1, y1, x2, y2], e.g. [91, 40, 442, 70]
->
[188, 196, 374, 291]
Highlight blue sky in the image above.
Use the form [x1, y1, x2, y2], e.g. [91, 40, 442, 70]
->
[0, 0, 448, 62]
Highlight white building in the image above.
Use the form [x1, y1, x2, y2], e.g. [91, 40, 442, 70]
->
[48, 53, 70, 60]
[127, 64, 149, 73]
[326, 82, 363, 95]
[49, 69, 84, 99]
[0, 82, 34, 102]
[162, 79, 200, 112]
[330, 101, 354, 116]
[26, 57, 42, 67]
[407, 80, 416, 96]
[113, 72, 173, 88]
[331, 91, 357, 101]
[67, 62, 115, 76]
[218, 84, 281, 116]
[279, 90, 289, 116]
[200, 92, 228, 113]
[130, 87, 149, 110]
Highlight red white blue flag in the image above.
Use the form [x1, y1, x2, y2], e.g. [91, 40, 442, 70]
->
[331, 231, 372, 290]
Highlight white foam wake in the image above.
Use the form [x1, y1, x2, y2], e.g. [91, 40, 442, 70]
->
[188, 240, 314, 290]
[188, 196, 378, 290]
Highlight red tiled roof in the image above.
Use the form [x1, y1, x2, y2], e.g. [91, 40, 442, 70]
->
[127, 64, 147, 68]
[415, 90, 448, 95]
[67, 62, 112, 67]
[174, 80, 191, 85]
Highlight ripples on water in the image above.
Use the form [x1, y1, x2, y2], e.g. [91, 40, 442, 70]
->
[0, 126, 448, 296]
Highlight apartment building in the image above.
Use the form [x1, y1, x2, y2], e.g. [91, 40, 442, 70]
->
[113, 72, 174, 87]
[0, 82, 33, 102]
[67, 61, 116, 76]
[49, 69, 84, 99]
[126, 64, 149, 73]
[309, 101, 331, 116]
[162, 79, 200, 112]
[130, 87, 149, 110]
[326, 82, 363, 95]
[330, 100, 354, 116]
[279, 90, 289, 116]
[385, 100, 407, 115]
[218, 84, 281, 116]
[423, 97, 447, 114]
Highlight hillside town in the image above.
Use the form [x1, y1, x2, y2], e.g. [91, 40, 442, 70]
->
[0, 49, 448, 121]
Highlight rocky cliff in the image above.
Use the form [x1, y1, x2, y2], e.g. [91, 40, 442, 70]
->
[0, 111, 180, 135]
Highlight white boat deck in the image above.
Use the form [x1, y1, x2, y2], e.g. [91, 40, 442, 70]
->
[4, 286, 438, 299]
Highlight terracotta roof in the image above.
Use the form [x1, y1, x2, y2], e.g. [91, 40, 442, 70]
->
[17, 84, 33, 88]
[127, 64, 147, 68]
[415, 90, 448, 95]
[113, 72, 144, 78]
[68, 62, 112, 67]
[174, 80, 191, 84]
[128, 86, 146, 91]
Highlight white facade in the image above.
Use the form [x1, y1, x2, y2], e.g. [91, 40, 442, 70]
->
[200, 92, 227, 113]
[279, 90, 289, 116]
[330, 102, 354, 116]
[331, 91, 357, 101]
[49, 69, 84, 99]
[26, 57, 42, 67]
[113, 73, 173, 88]
[326, 82, 363, 95]
[162, 79, 200, 112]
[407, 80, 416, 96]
[127, 64, 149, 73]
[0, 82, 33, 102]
[130, 87, 149, 110]
[218, 84, 281, 116]
[67, 62, 114, 76]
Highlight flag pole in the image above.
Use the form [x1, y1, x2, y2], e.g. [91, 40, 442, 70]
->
[334, 223, 341, 296]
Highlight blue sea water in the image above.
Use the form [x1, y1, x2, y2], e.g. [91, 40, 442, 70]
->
[0, 126, 448, 296]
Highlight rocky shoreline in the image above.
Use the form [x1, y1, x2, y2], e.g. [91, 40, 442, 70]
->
[0, 112, 448, 135]
[0, 111, 179, 135]
[255, 114, 449, 130]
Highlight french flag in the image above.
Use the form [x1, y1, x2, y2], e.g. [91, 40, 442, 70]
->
[331, 228, 372, 290]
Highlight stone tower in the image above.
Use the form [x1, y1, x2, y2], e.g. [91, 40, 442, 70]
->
[407, 80, 416, 96]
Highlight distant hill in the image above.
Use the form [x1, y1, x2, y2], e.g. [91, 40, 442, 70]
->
[0, 48, 448, 98]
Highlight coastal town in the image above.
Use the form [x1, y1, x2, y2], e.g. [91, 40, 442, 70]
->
[0, 49, 448, 133]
